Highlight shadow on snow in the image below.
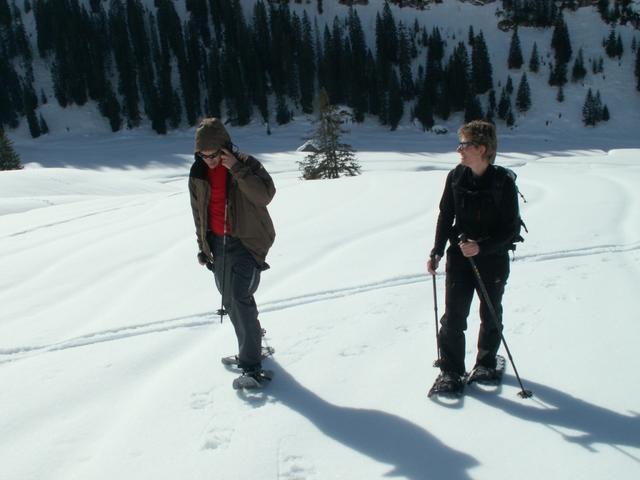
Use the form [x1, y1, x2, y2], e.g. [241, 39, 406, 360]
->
[472, 375, 640, 458]
[242, 360, 478, 480]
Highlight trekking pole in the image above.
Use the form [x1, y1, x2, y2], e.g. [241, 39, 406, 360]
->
[430, 254, 441, 368]
[459, 234, 533, 399]
[217, 199, 229, 324]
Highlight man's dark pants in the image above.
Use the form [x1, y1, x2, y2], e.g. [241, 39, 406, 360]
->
[438, 250, 510, 376]
[208, 234, 262, 371]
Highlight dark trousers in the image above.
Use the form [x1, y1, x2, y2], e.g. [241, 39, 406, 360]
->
[208, 234, 263, 371]
[438, 251, 510, 376]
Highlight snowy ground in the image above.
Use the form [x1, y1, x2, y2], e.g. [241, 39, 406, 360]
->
[1, 121, 640, 480]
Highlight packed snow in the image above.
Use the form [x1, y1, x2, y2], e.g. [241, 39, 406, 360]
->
[1, 118, 639, 480]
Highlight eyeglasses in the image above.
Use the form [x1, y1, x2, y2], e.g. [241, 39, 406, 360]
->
[198, 150, 223, 160]
[457, 141, 477, 150]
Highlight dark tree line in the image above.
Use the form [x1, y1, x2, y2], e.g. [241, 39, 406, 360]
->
[1, 0, 630, 136]
[0, 0, 502, 135]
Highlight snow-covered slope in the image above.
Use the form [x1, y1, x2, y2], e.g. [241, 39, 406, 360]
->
[1, 121, 639, 479]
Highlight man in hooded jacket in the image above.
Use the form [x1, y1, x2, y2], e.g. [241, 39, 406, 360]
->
[189, 118, 276, 386]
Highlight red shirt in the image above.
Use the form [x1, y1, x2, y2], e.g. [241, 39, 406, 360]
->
[207, 164, 230, 235]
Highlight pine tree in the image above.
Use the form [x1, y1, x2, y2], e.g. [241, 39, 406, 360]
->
[602, 104, 610, 121]
[529, 42, 540, 73]
[594, 90, 603, 122]
[275, 95, 292, 125]
[515, 72, 531, 112]
[464, 92, 483, 123]
[413, 85, 434, 131]
[374, 9, 394, 95]
[615, 33, 623, 59]
[347, 8, 368, 121]
[22, 82, 40, 138]
[605, 28, 618, 58]
[149, 10, 172, 131]
[365, 50, 379, 117]
[98, 81, 123, 132]
[556, 86, 565, 102]
[571, 48, 587, 82]
[387, 70, 404, 131]
[471, 31, 493, 94]
[0, 54, 21, 128]
[381, 2, 398, 64]
[497, 87, 510, 120]
[110, 0, 141, 127]
[299, 11, 316, 114]
[508, 28, 524, 69]
[298, 88, 360, 180]
[322, 19, 346, 105]
[0, 127, 22, 170]
[548, 60, 567, 86]
[506, 107, 515, 127]
[435, 82, 451, 121]
[446, 42, 471, 112]
[488, 89, 497, 114]
[205, 38, 223, 118]
[582, 88, 596, 126]
[128, 0, 160, 126]
[551, 14, 572, 64]
[398, 22, 414, 100]
[505, 75, 514, 95]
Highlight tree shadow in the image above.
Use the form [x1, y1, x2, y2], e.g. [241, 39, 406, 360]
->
[242, 360, 478, 480]
[470, 375, 640, 457]
[14, 122, 640, 171]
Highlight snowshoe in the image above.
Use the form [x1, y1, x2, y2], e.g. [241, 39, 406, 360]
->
[428, 371, 465, 398]
[232, 369, 273, 390]
[221, 346, 275, 367]
[466, 355, 506, 386]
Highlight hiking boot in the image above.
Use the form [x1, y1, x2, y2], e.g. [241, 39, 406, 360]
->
[232, 367, 273, 390]
[428, 370, 464, 397]
[467, 364, 499, 384]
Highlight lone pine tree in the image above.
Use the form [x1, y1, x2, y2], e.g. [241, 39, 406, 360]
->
[298, 89, 360, 180]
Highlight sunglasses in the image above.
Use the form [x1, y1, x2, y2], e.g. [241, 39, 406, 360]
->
[198, 150, 223, 160]
[457, 141, 477, 150]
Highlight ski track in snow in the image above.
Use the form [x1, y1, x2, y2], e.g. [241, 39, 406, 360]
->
[1, 201, 149, 239]
[2, 238, 638, 365]
[0, 313, 217, 363]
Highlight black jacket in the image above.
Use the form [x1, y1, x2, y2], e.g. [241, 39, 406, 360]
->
[431, 164, 520, 258]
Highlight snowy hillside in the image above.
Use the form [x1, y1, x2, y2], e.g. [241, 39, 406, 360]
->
[1, 119, 640, 479]
[3, 0, 640, 139]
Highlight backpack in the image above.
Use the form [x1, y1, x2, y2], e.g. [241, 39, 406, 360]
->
[493, 166, 528, 250]
[451, 164, 528, 251]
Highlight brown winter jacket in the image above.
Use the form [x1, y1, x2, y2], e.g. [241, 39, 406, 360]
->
[189, 152, 276, 266]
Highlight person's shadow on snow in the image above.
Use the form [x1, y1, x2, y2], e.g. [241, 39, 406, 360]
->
[249, 360, 478, 480]
[471, 375, 640, 455]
